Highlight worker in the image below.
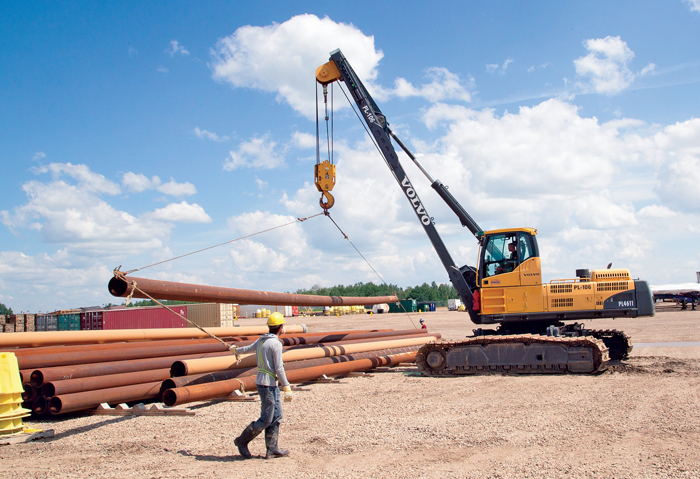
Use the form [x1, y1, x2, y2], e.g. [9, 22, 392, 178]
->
[419, 318, 427, 330]
[230, 311, 293, 459]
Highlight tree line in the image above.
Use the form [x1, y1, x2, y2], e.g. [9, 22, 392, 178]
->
[294, 281, 458, 302]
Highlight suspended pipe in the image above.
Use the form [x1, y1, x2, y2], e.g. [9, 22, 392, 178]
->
[163, 351, 417, 407]
[162, 346, 421, 391]
[172, 335, 437, 376]
[42, 368, 172, 398]
[0, 325, 307, 348]
[48, 381, 163, 415]
[108, 275, 399, 306]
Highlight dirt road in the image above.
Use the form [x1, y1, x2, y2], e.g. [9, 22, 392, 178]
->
[3, 308, 699, 478]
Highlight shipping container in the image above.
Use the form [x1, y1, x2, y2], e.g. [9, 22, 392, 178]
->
[238, 304, 293, 318]
[35, 314, 48, 331]
[185, 304, 220, 328]
[448, 299, 462, 311]
[389, 299, 417, 313]
[58, 310, 81, 331]
[101, 305, 188, 330]
[80, 311, 104, 330]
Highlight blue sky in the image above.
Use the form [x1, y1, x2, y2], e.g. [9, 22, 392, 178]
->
[2, 1, 699, 312]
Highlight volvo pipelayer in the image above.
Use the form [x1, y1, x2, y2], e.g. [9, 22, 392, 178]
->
[314, 49, 655, 375]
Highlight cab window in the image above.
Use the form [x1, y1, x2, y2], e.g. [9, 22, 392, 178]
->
[482, 233, 518, 278]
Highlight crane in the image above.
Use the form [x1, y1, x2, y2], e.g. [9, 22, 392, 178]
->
[315, 49, 654, 374]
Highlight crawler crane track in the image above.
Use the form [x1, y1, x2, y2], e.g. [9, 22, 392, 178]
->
[416, 335, 609, 376]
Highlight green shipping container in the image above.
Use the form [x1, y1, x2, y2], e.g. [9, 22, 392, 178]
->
[58, 312, 81, 331]
[388, 299, 417, 313]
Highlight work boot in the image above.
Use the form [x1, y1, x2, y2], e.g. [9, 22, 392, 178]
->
[235, 422, 262, 459]
[264, 423, 289, 459]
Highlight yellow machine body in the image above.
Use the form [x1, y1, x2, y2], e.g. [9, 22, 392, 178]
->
[477, 227, 637, 316]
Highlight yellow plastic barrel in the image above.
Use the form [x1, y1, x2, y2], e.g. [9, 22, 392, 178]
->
[0, 352, 31, 436]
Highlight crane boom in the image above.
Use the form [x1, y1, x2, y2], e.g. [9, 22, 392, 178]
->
[316, 49, 479, 320]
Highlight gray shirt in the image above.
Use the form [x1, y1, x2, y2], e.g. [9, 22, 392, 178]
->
[236, 333, 289, 388]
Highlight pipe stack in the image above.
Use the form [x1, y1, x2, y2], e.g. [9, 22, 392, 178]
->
[5, 327, 437, 415]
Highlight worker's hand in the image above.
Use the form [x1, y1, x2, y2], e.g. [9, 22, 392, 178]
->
[228, 344, 240, 362]
[281, 385, 293, 403]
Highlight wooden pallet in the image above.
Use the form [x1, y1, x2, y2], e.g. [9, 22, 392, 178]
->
[88, 403, 194, 416]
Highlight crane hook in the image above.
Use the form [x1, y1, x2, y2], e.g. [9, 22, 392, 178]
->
[319, 191, 335, 210]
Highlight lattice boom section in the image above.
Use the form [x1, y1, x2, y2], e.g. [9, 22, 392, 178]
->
[551, 297, 574, 308]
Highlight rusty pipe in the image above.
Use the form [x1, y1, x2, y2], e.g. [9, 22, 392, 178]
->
[0, 325, 307, 348]
[109, 275, 399, 306]
[32, 396, 48, 415]
[162, 346, 421, 391]
[163, 351, 416, 406]
[172, 335, 437, 376]
[30, 350, 230, 388]
[48, 381, 163, 415]
[18, 330, 426, 371]
[42, 368, 172, 398]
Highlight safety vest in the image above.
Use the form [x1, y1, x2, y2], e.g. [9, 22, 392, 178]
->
[257, 337, 277, 381]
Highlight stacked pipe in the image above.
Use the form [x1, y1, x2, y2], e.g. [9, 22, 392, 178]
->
[7, 327, 438, 416]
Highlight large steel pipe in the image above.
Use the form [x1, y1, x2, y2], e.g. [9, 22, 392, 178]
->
[172, 335, 437, 376]
[48, 381, 163, 415]
[18, 330, 425, 370]
[163, 351, 417, 407]
[30, 350, 230, 388]
[162, 346, 420, 391]
[109, 275, 399, 306]
[42, 368, 172, 398]
[0, 325, 307, 348]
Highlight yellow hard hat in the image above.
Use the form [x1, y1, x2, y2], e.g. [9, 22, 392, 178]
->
[267, 312, 286, 327]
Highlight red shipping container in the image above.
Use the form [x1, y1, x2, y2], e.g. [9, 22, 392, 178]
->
[101, 306, 188, 330]
[81, 311, 104, 330]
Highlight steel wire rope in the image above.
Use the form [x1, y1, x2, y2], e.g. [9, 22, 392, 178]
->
[324, 84, 419, 329]
[122, 213, 324, 275]
[112, 213, 324, 348]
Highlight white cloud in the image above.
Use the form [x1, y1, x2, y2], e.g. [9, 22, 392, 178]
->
[157, 66, 169, 73]
[686, 0, 700, 12]
[637, 204, 678, 219]
[389, 67, 473, 103]
[486, 58, 514, 75]
[224, 134, 284, 170]
[166, 40, 190, 57]
[210, 14, 383, 120]
[194, 127, 230, 142]
[145, 201, 212, 223]
[1, 163, 209, 258]
[33, 151, 46, 160]
[652, 118, 700, 214]
[574, 36, 654, 95]
[292, 131, 316, 149]
[122, 172, 196, 196]
[122, 172, 159, 193]
[157, 179, 197, 196]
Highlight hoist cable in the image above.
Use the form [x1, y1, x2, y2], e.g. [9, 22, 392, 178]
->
[123, 213, 324, 275]
[324, 212, 417, 329]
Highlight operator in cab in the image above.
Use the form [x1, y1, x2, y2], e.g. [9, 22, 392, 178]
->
[230, 312, 293, 459]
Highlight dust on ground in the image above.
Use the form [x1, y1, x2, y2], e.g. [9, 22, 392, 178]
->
[3, 308, 699, 478]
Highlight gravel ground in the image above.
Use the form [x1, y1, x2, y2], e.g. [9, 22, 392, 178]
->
[3, 307, 699, 478]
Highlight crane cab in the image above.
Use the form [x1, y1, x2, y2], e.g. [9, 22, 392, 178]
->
[476, 227, 545, 316]
[478, 227, 541, 288]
